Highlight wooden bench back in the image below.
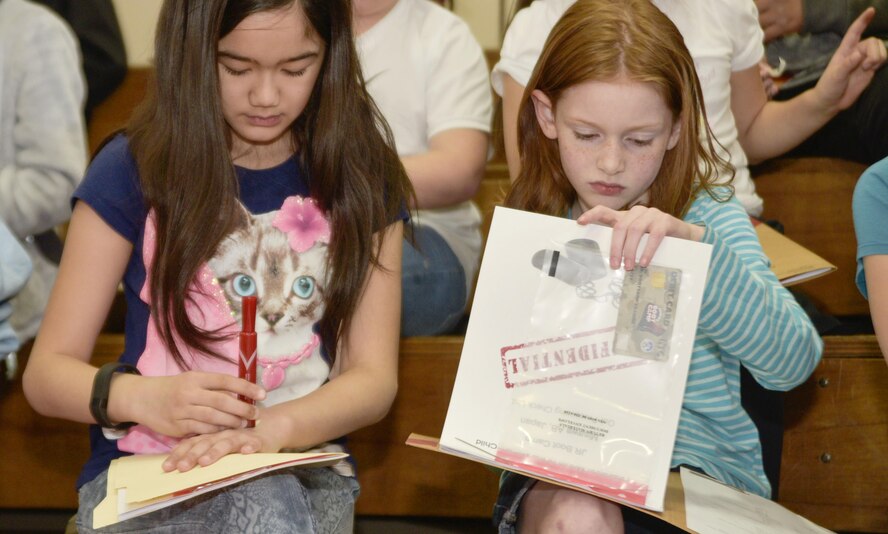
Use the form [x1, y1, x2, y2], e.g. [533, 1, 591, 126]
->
[753, 158, 867, 317]
[779, 335, 888, 532]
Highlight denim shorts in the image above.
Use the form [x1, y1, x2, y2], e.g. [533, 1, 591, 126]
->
[492, 471, 688, 534]
[76, 466, 359, 533]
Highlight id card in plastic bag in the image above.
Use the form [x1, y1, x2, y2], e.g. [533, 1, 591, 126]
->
[613, 265, 682, 361]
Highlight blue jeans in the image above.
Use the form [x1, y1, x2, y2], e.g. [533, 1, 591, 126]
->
[76, 466, 359, 533]
[401, 226, 467, 336]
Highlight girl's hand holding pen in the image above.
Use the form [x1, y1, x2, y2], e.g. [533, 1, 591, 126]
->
[116, 371, 266, 439]
[577, 205, 704, 270]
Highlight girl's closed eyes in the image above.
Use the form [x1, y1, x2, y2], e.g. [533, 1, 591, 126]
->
[221, 64, 248, 76]
[221, 64, 309, 77]
[572, 131, 656, 147]
[573, 131, 597, 141]
[628, 138, 654, 147]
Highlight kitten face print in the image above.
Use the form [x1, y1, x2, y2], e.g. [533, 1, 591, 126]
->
[208, 197, 331, 406]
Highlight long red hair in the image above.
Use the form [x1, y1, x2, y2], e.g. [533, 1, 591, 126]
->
[505, 0, 732, 218]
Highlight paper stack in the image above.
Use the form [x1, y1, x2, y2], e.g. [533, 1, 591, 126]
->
[93, 451, 347, 528]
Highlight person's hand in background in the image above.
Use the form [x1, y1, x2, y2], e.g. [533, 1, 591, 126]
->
[759, 57, 783, 98]
[755, 0, 804, 42]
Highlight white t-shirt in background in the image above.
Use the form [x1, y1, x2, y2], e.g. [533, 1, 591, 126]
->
[357, 0, 494, 295]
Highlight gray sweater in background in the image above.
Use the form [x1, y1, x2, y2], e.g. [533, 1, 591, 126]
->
[0, 0, 86, 340]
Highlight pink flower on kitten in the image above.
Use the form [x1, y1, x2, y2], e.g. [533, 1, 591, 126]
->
[272, 196, 331, 253]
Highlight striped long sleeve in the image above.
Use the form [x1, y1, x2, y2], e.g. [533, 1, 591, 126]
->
[670, 191, 823, 497]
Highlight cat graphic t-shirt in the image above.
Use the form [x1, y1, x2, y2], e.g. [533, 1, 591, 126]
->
[72, 136, 348, 488]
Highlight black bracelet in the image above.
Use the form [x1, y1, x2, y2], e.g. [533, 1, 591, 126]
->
[90, 362, 140, 430]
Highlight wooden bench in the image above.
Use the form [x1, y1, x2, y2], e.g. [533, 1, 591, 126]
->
[753, 158, 868, 317]
[778, 335, 888, 533]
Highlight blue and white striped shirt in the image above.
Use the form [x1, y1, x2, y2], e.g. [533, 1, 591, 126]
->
[674, 190, 823, 497]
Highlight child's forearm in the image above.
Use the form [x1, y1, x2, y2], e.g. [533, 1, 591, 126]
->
[22, 203, 130, 422]
[401, 129, 488, 210]
[264, 364, 398, 450]
[22, 351, 99, 423]
[739, 87, 837, 164]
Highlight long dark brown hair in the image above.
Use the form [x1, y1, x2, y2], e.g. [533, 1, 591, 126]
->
[505, 0, 732, 218]
[127, 0, 410, 368]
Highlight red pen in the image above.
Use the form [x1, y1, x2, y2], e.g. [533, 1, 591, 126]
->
[238, 295, 258, 428]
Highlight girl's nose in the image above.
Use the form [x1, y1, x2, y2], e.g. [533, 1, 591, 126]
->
[250, 72, 279, 108]
[596, 139, 624, 176]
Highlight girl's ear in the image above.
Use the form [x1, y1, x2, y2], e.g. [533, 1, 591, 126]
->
[531, 90, 558, 140]
[667, 118, 681, 150]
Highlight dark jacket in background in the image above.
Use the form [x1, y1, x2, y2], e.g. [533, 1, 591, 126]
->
[32, 0, 127, 120]
[766, 0, 888, 91]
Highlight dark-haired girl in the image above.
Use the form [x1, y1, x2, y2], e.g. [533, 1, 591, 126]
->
[23, 1, 411, 531]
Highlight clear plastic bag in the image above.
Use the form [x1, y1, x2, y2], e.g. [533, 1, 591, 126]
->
[441, 207, 711, 510]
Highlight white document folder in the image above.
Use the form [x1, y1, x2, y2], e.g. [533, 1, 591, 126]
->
[440, 207, 713, 511]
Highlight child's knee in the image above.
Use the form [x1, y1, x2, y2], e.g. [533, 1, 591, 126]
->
[520, 483, 623, 534]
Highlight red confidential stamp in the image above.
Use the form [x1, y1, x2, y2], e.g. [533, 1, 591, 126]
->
[500, 327, 648, 389]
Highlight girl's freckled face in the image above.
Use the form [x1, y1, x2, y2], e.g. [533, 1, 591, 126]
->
[535, 74, 680, 213]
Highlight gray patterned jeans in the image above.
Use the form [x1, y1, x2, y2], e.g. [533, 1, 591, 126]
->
[76, 466, 359, 533]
